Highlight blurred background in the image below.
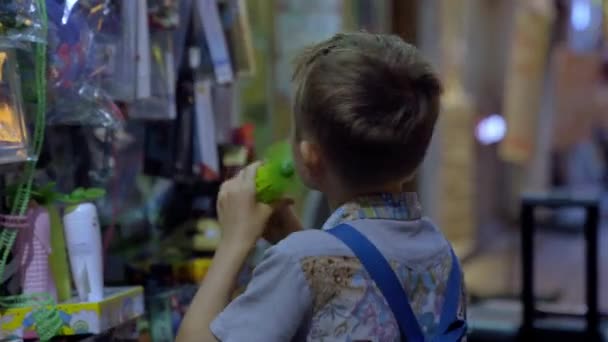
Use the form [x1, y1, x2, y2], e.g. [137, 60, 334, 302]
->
[0, 0, 607, 341]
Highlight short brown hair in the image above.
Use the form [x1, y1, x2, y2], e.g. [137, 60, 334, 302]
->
[292, 32, 442, 186]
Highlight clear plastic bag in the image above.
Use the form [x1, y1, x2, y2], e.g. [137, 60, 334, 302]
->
[42, 0, 123, 127]
[0, 0, 46, 47]
[0, 48, 31, 164]
[80, 0, 139, 102]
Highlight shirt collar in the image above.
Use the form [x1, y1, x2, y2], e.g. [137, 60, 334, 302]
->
[321, 192, 423, 230]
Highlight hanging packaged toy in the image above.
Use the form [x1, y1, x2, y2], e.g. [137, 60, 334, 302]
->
[0, 0, 46, 46]
[43, 0, 123, 127]
[130, 0, 179, 120]
[57, 0, 138, 102]
[0, 48, 31, 164]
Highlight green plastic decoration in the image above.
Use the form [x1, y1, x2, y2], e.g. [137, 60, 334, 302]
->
[47, 204, 71, 302]
[61, 187, 107, 214]
[30, 182, 72, 302]
[255, 141, 299, 204]
[0, 1, 64, 340]
[60, 187, 106, 204]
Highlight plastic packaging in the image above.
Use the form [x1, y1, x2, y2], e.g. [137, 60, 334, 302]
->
[193, 0, 234, 84]
[130, 32, 176, 120]
[42, 0, 123, 127]
[0, 0, 46, 46]
[218, 0, 256, 77]
[0, 48, 32, 164]
[129, 0, 178, 120]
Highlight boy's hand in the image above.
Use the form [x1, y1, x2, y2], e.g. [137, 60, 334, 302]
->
[217, 162, 273, 249]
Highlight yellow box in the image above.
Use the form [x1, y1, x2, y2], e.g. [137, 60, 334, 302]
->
[0, 287, 144, 340]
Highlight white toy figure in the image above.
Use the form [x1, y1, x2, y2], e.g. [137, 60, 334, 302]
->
[63, 202, 104, 302]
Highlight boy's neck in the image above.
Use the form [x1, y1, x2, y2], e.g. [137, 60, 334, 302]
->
[326, 181, 406, 211]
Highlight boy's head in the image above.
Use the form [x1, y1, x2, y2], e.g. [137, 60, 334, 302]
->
[291, 32, 442, 192]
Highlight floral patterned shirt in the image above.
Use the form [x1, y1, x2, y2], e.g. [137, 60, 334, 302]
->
[211, 193, 466, 342]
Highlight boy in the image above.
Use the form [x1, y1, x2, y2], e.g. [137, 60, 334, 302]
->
[177, 32, 466, 342]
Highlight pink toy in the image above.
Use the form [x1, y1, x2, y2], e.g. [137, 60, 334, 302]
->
[15, 206, 56, 299]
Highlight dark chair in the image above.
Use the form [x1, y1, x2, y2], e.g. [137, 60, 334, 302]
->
[519, 190, 601, 341]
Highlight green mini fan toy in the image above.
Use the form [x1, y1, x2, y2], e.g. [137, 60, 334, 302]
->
[255, 142, 299, 204]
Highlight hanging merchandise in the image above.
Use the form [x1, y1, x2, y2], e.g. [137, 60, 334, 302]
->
[173, 0, 193, 72]
[79, 0, 150, 102]
[0, 0, 46, 46]
[212, 83, 237, 144]
[193, 78, 220, 181]
[143, 72, 194, 178]
[130, 31, 176, 120]
[44, 0, 123, 127]
[499, 0, 555, 164]
[0, 48, 32, 164]
[130, 0, 179, 120]
[136, 0, 152, 100]
[194, 0, 234, 84]
[173, 75, 195, 179]
[218, 0, 256, 77]
[143, 43, 197, 178]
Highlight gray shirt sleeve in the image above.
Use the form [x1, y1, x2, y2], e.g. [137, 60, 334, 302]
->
[210, 244, 313, 342]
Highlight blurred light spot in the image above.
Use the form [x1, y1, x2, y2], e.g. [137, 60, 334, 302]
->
[476, 114, 506, 145]
[571, 0, 591, 31]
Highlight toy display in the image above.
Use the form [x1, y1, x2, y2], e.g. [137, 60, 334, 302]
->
[0, 0, 256, 339]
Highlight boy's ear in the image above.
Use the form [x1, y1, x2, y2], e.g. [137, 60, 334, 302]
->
[299, 140, 321, 171]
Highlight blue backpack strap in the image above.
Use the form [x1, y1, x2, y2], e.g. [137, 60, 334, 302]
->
[327, 224, 425, 342]
[433, 250, 467, 341]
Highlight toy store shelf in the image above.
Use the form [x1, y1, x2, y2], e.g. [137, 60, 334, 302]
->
[0, 286, 144, 341]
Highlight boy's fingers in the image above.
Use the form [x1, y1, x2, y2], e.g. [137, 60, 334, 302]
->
[242, 161, 262, 182]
